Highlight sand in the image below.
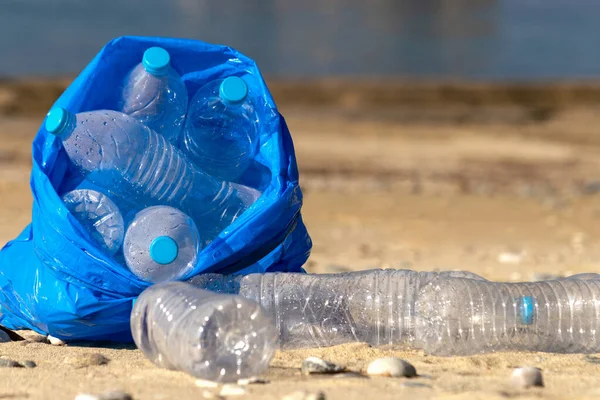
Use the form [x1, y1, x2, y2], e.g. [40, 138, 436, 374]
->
[2, 338, 600, 400]
[2, 104, 600, 399]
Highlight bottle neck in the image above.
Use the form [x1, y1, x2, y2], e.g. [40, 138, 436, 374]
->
[54, 115, 77, 140]
[220, 97, 244, 107]
[143, 68, 169, 80]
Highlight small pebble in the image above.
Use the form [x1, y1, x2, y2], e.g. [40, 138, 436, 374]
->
[301, 357, 345, 375]
[583, 181, 600, 195]
[22, 360, 37, 368]
[0, 359, 23, 368]
[0, 330, 10, 343]
[75, 391, 132, 400]
[511, 367, 544, 389]
[0, 327, 24, 341]
[48, 335, 66, 346]
[366, 357, 417, 378]
[195, 379, 220, 388]
[282, 391, 326, 400]
[219, 385, 246, 396]
[237, 376, 269, 385]
[97, 391, 133, 400]
[65, 353, 109, 368]
[401, 382, 432, 389]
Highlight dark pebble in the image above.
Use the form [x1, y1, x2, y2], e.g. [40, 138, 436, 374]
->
[0, 359, 23, 368]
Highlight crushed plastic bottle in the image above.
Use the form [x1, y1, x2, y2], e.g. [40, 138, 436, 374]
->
[45, 108, 261, 245]
[63, 179, 140, 225]
[61, 189, 124, 255]
[189, 270, 600, 355]
[120, 47, 188, 143]
[131, 281, 278, 382]
[181, 76, 259, 181]
[124, 206, 201, 283]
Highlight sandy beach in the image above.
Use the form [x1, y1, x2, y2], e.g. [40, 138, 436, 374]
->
[2, 82, 600, 399]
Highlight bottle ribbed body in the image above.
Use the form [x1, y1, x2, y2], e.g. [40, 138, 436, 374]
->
[189, 270, 600, 355]
[415, 277, 600, 355]
[58, 110, 260, 245]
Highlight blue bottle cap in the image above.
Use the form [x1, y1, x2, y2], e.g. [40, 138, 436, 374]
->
[519, 296, 535, 325]
[219, 76, 248, 104]
[45, 107, 74, 135]
[149, 236, 179, 265]
[142, 47, 171, 76]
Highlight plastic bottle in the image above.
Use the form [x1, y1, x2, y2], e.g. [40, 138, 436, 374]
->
[61, 189, 124, 255]
[414, 273, 600, 355]
[45, 108, 261, 245]
[63, 179, 140, 225]
[181, 76, 259, 181]
[123, 206, 201, 283]
[130, 281, 278, 382]
[120, 47, 188, 143]
[188, 270, 600, 355]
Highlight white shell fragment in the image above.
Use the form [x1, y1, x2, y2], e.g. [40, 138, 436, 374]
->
[511, 367, 544, 389]
[366, 357, 417, 378]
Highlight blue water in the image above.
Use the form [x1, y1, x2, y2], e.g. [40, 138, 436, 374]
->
[1, 0, 599, 80]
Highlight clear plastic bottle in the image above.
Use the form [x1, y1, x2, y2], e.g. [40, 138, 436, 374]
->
[123, 206, 201, 283]
[63, 179, 140, 225]
[130, 281, 278, 382]
[414, 273, 600, 355]
[181, 76, 259, 181]
[188, 270, 600, 355]
[120, 47, 188, 143]
[61, 189, 124, 255]
[45, 108, 261, 245]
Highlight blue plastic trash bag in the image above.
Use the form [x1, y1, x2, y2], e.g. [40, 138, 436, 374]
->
[0, 36, 311, 342]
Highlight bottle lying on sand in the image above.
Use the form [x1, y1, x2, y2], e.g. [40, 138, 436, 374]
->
[45, 108, 261, 245]
[131, 281, 277, 382]
[189, 269, 600, 355]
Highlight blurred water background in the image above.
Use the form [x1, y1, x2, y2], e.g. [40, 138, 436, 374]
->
[1, 0, 599, 80]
